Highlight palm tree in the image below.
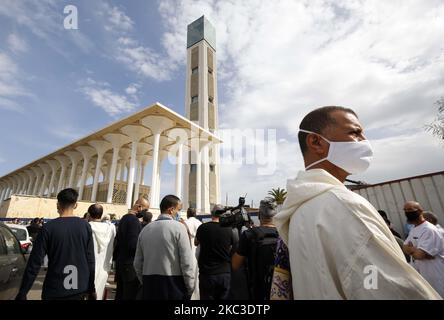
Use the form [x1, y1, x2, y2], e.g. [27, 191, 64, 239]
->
[268, 187, 287, 205]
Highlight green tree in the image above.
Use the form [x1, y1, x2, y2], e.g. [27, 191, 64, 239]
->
[268, 187, 287, 205]
[425, 97, 444, 142]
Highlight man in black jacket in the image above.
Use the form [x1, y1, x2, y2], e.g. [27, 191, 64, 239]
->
[113, 197, 149, 300]
[16, 188, 96, 300]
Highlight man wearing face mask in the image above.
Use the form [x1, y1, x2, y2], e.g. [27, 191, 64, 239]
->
[113, 197, 148, 300]
[133, 195, 195, 300]
[402, 201, 444, 298]
[274, 106, 441, 299]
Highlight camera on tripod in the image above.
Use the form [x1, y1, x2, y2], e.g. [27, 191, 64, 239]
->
[219, 195, 252, 229]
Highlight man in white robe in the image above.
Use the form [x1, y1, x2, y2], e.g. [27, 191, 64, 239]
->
[274, 106, 441, 300]
[88, 204, 116, 300]
[184, 207, 202, 300]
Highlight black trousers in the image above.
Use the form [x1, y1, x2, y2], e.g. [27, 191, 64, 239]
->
[199, 273, 231, 300]
[115, 263, 141, 300]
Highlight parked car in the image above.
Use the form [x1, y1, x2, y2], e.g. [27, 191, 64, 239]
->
[0, 223, 27, 300]
[5, 224, 33, 254]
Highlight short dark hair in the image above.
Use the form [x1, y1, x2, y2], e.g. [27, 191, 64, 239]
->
[298, 106, 358, 155]
[142, 211, 153, 224]
[160, 195, 181, 213]
[211, 204, 225, 217]
[88, 204, 103, 220]
[57, 188, 78, 210]
[187, 207, 197, 218]
[377, 210, 388, 219]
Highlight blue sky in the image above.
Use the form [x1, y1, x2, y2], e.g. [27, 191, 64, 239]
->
[1, 0, 444, 207]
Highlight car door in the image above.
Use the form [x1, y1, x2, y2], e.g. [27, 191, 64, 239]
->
[0, 225, 26, 300]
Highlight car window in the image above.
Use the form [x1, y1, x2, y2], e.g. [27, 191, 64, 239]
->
[9, 227, 27, 241]
[0, 227, 21, 255]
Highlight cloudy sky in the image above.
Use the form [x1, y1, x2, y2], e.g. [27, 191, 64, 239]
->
[1, 0, 443, 207]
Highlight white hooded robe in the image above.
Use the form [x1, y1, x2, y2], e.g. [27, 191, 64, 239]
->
[274, 169, 441, 300]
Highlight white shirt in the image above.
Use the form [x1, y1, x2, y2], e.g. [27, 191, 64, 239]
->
[405, 221, 444, 298]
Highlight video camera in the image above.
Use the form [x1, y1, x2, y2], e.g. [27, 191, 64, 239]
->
[219, 195, 253, 229]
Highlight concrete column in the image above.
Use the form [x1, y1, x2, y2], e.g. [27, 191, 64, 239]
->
[31, 167, 42, 195]
[76, 146, 96, 200]
[65, 151, 82, 188]
[150, 133, 160, 207]
[89, 140, 112, 202]
[120, 125, 151, 208]
[156, 151, 168, 205]
[46, 160, 60, 198]
[133, 143, 151, 203]
[141, 116, 174, 208]
[25, 170, 34, 195]
[134, 157, 143, 201]
[201, 142, 211, 214]
[55, 156, 70, 193]
[104, 133, 131, 203]
[141, 164, 146, 186]
[0, 183, 6, 207]
[193, 138, 211, 213]
[175, 143, 184, 200]
[119, 160, 126, 181]
[17, 173, 26, 194]
[196, 146, 202, 213]
[127, 141, 138, 208]
[38, 164, 51, 196]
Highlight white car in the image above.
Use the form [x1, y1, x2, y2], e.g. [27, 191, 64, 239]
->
[5, 224, 33, 254]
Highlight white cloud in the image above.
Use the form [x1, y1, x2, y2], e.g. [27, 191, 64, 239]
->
[125, 83, 140, 95]
[80, 78, 137, 117]
[0, 53, 27, 112]
[100, 3, 134, 33]
[155, 0, 444, 203]
[116, 44, 174, 81]
[0, 1, 94, 55]
[7, 33, 28, 53]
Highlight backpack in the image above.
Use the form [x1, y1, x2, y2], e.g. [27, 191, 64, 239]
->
[247, 227, 279, 300]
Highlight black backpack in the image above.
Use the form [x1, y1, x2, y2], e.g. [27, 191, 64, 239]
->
[247, 227, 279, 300]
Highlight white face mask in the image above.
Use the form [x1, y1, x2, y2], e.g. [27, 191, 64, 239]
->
[300, 129, 373, 174]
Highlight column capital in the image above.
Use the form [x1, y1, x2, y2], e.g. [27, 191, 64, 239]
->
[46, 159, 61, 172]
[88, 140, 112, 156]
[103, 133, 131, 149]
[65, 150, 83, 163]
[38, 163, 51, 174]
[55, 155, 70, 168]
[76, 145, 96, 160]
[137, 142, 152, 155]
[120, 125, 151, 142]
[119, 147, 132, 162]
[140, 116, 174, 135]
[31, 166, 42, 176]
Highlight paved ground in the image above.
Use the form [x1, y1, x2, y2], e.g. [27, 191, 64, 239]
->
[28, 269, 117, 300]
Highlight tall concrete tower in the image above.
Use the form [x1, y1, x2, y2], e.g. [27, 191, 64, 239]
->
[184, 16, 221, 213]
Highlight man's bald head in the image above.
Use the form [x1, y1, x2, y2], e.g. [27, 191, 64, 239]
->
[88, 203, 103, 220]
[133, 198, 150, 211]
[403, 201, 423, 212]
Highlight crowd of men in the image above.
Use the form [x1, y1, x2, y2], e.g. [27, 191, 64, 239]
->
[13, 106, 444, 300]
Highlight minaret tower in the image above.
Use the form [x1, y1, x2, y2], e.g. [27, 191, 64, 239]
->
[183, 16, 221, 213]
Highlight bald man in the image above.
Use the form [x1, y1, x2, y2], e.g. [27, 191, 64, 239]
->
[402, 201, 444, 298]
[114, 198, 149, 300]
